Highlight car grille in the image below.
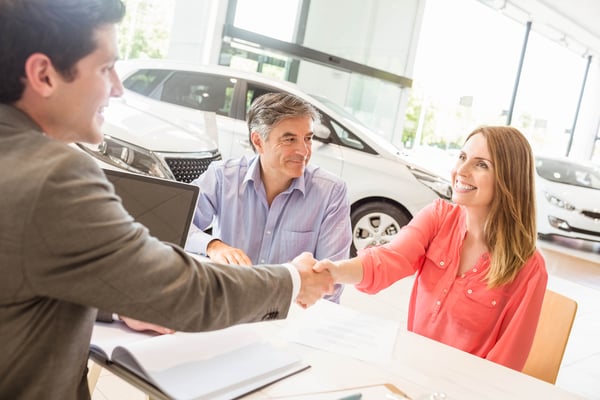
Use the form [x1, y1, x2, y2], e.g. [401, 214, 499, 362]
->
[165, 154, 222, 183]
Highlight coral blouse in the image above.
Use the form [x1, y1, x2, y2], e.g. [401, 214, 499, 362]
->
[357, 199, 547, 371]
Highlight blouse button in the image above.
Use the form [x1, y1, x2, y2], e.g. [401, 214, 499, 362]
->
[436, 300, 441, 305]
[472, 268, 478, 272]
[439, 261, 445, 266]
[491, 300, 497, 306]
[467, 289, 473, 294]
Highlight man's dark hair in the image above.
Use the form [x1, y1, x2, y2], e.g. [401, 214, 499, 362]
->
[0, 0, 126, 103]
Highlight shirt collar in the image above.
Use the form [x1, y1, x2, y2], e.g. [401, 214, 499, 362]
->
[242, 154, 307, 196]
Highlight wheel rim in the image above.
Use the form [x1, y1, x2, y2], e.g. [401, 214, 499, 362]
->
[353, 211, 401, 251]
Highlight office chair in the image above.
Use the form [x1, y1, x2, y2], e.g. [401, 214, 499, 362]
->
[522, 289, 577, 384]
[87, 361, 102, 395]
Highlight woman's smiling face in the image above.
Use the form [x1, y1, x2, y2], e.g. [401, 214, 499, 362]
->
[451, 132, 495, 210]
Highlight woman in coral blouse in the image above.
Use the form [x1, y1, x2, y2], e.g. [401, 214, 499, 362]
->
[314, 125, 547, 371]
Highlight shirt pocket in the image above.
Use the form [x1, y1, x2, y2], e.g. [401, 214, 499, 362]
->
[274, 230, 315, 262]
[419, 243, 452, 287]
[424, 243, 452, 270]
[453, 286, 506, 332]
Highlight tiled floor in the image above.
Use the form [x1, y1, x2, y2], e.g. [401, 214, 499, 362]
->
[91, 236, 600, 400]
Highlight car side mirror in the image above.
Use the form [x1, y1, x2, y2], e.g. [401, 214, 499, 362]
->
[314, 123, 331, 141]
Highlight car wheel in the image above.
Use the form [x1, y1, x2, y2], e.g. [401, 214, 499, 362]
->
[350, 201, 411, 256]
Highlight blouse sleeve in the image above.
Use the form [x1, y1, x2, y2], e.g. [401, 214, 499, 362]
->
[485, 251, 548, 370]
[356, 200, 447, 294]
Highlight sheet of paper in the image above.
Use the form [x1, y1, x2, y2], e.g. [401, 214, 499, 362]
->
[283, 300, 400, 363]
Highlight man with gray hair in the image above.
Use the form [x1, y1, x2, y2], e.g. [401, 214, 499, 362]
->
[187, 92, 352, 303]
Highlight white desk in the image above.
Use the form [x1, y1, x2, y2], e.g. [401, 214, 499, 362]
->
[237, 304, 584, 400]
[91, 280, 585, 400]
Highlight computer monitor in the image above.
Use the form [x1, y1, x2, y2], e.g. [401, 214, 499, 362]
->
[103, 169, 199, 247]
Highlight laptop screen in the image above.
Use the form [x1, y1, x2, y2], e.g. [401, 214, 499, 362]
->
[103, 169, 199, 247]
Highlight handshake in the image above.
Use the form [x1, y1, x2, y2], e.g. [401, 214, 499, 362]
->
[290, 252, 359, 308]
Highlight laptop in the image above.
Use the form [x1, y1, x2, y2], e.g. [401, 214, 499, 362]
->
[103, 169, 199, 247]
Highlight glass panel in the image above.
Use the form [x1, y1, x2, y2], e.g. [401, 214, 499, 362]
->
[412, 0, 524, 149]
[233, 0, 300, 42]
[123, 69, 171, 96]
[536, 157, 600, 189]
[512, 32, 586, 156]
[159, 72, 235, 116]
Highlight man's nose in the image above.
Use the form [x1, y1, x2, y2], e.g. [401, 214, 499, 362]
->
[110, 70, 124, 98]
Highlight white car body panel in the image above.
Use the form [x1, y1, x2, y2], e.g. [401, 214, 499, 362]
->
[103, 98, 217, 152]
[536, 156, 600, 242]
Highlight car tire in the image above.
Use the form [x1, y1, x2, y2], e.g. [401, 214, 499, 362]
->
[350, 201, 411, 256]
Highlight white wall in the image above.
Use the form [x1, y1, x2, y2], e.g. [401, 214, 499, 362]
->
[167, 0, 226, 64]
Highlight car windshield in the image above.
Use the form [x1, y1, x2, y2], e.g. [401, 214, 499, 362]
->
[536, 157, 600, 190]
[309, 94, 368, 128]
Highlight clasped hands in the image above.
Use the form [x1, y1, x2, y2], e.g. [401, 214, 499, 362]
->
[119, 252, 341, 334]
[205, 242, 341, 309]
[290, 252, 340, 309]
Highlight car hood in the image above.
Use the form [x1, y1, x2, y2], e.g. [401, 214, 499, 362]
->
[538, 177, 600, 210]
[102, 98, 218, 153]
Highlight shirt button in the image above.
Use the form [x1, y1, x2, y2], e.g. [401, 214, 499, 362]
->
[467, 289, 473, 294]
[260, 259, 265, 263]
[472, 268, 478, 272]
[436, 300, 441, 305]
[443, 289, 448, 294]
[439, 261, 445, 266]
[266, 230, 272, 235]
[491, 300, 497, 306]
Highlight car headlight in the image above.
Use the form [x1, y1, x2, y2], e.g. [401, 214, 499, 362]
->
[544, 191, 576, 211]
[77, 136, 174, 179]
[409, 166, 453, 200]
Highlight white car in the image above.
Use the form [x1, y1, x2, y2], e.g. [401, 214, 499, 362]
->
[535, 155, 600, 242]
[78, 95, 222, 182]
[84, 59, 452, 254]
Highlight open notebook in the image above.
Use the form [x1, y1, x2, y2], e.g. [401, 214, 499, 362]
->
[103, 168, 199, 247]
[91, 323, 309, 400]
[94, 170, 309, 399]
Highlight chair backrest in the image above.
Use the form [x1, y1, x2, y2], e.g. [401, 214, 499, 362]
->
[522, 289, 577, 384]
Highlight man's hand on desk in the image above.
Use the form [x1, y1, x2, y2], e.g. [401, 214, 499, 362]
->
[120, 316, 175, 335]
[206, 239, 253, 266]
[291, 252, 334, 308]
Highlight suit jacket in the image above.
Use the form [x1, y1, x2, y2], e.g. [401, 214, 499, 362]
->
[0, 104, 293, 399]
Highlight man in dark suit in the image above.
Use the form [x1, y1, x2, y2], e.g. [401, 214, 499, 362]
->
[0, 1, 333, 399]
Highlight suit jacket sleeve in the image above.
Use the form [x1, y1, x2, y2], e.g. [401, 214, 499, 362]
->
[25, 151, 293, 331]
